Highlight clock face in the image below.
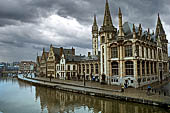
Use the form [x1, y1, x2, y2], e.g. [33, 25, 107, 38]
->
[94, 33, 97, 36]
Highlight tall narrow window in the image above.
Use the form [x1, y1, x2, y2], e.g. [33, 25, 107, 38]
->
[86, 64, 89, 74]
[95, 64, 98, 74]
[125, 61, 133, 76]
[137, 61, 140, 76]
[136, 45, 139, 57]
[73, 65, 76, 71]
[125, 45, 132, 57]
[68, 65, 70, 71]
[146, 48, 148, 58]
[79, 65, 81, 74]
[111, 47, 118, 58]
[146, 62, 149, 75]
[111, 62, 118, 76]
[151, 62, 153, 74]
[142, 61, 145, 75]
[91, 64, 94, 74]
[142, 46, 144, 58]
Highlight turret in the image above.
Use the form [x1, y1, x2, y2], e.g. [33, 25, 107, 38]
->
[92, 14, 98, 56]
[133, 24, 136, 39]
[118, 8, 124, 38]
[138, 24, 142, 36]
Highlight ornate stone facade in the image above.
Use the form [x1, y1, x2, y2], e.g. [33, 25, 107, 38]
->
[99, 0, 169, 87]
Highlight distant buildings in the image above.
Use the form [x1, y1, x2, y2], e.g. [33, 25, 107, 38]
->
[36, 0, 169, 88]
[19, 61, 36, 73]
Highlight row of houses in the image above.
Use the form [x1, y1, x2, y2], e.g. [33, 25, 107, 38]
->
[36, 45, 100, 81]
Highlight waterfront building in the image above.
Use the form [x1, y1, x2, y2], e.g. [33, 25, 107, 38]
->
[99, 0, 169, 87]
[40, 48, 49, 77]
[36, 55, 41, 76]
[19, 61, 36, 73]
[47, 44, 75, 78]
[56, 54, 83, 80]
[78, 53, 100, 81]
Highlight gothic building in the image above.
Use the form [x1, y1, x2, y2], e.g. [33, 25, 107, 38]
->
[99, 0, 168, 87]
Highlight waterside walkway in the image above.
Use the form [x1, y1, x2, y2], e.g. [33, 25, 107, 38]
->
[18, 75, 170, 109]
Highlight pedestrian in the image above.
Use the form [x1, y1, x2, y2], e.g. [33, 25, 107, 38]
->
[147, 85, 151, 95]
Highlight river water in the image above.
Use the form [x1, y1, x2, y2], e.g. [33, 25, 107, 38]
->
[0, 77, 169, 113]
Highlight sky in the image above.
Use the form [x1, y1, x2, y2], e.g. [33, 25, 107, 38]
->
[0, 0, 170, 62]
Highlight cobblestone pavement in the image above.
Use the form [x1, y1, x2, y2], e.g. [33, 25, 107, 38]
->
[20, 75, 170, 104]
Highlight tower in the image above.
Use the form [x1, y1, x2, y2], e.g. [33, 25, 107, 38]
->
[92, 14, 98, 56]
[99, 0, 116, 84]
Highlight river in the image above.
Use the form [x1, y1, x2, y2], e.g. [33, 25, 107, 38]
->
[0, 77, 169, 113]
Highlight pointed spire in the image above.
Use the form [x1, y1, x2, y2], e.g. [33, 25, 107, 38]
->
[156, 13, 165, 35]
[93, 14, 97, 26]
[103, 0, 113, 26]
[133, 24, 135, 32]
[133, 24, 136, 39]
[118, 7, 124, 37]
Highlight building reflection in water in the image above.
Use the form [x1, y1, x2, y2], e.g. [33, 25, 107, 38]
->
[34, 85, 169, 113]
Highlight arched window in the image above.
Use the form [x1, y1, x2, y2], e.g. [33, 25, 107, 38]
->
[125, 61, 133, 76]
[111, 62, 118, 76]
[68, 65, 70, 71]
[73, 65, 76, 71]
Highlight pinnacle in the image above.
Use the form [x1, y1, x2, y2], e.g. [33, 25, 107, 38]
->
[103, 0, 113, 26]
[93, 14, 97, 26]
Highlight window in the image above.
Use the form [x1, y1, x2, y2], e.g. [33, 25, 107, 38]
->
[137, 61, 140, 76]
[83, 64, 85, 73]
[150, 49, 152, 59]
[73, 65, 76, 71]
[125, 61, 133, 76]
[91, 64, 94, 74]
[146, 62, 149, 75]
[125, 45, 132, 57]
[146, 48, 148, 58]
[136, 45, 139, 57]
[154, 62, 157, 74]
[101, 36, 105, 43]
[111, 47, 118, 58]
[142, 46, 144, 58]
[95, 64, 98, 74]
[79, 65, 81, 73]
[68, 65, 70, 71]
[151, 62, 153, 74]
[86, 64, 89, 74]
[111, 62, 118, 76]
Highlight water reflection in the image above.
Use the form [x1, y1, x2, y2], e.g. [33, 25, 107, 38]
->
[0, 77, 169, 113]
[35, 83, 169, 113]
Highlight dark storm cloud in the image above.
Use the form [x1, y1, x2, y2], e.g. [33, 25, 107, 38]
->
[0, 0, 170, 62]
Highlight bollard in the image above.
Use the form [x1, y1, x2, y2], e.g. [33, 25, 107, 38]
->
[155, 89, 156, 93]
[152, 89, 153, 92]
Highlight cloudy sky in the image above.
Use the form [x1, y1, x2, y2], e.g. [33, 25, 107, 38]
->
[0, 0, 170, 62]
